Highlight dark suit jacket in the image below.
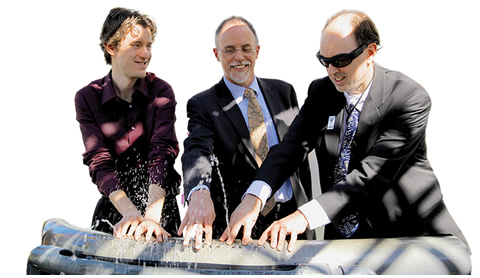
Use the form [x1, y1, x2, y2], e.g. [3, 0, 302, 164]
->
[182, 78, 312, 238]
[255, 65, 469, 249]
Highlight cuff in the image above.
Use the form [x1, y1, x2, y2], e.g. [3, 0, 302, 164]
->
[298, 200, 331, 230]
[186, 184, 210, 202]
[243, 180, 272, 209]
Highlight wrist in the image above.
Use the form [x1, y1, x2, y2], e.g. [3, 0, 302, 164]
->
[296, 210, 309, 227]
[143, 205, 161, 222]
[244, 193, 262, 212]
[187, 185, 210, 202]
[190, 187, 210, 201]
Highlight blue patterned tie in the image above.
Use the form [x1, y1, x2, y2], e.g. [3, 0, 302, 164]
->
[334, 104, 359, 184]
[333, 104, 360, 237]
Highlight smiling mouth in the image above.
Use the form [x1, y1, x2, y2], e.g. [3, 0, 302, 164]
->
[232, 64, 247, 69]
[136, 60, 149, 66]
[332, 74, 346, 83]
[230, 62, 251, 70]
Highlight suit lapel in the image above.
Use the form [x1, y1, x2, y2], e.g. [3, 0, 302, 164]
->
[259, 79, 288, 138]
[214, 79, 256, 163]
[355, 67, 385, 149]
[325, 108, 344, 168]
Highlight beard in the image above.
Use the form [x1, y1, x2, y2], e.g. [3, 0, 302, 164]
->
[227, 61, 252, 85]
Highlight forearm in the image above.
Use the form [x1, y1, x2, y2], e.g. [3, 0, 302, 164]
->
[143, 184, 166, 223]
[109, 190, 142, 218]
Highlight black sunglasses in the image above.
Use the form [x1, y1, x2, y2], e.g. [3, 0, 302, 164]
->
[316, 44, 368, 68]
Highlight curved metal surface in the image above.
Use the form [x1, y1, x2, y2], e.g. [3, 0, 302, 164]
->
[27, 245, 363, 275]
[27, 218, 471, 275]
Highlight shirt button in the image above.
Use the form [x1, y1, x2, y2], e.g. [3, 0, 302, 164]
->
[129, 104, 133, 109]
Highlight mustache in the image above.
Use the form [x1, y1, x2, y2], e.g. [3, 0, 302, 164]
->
[229, 61, 251, 67]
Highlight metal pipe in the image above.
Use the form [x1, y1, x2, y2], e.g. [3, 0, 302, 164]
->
[27, 218, 471, 275]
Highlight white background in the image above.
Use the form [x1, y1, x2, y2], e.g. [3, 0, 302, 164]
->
[2, 0, 478, 275]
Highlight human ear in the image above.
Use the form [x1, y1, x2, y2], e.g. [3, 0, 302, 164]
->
[366, 43, 377, 63]
[105, 43, 116, 56]
[213, 48, 220, 62]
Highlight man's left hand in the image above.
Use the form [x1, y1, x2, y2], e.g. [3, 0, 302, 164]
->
[219, 194, 262, 245]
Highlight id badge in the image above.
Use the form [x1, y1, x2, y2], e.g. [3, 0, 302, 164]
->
[327, 116, 335, 130]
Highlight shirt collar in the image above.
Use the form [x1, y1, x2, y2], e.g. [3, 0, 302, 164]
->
[223, 76, 261, 99]
[101, 71, 149, 106]
[343, 79, 373, 112]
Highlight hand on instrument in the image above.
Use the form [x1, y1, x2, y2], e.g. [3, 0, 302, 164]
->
[220, 194, 261, 245]
[114, 214, 143, 238]
[134, 220, 171, 242]
[177, 189, 215, 250]
[258, 210, 308, 252]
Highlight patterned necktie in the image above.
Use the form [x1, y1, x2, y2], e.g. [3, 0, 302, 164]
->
[244, 88, 275, 216]
[333, 103, 360, 238]
[244, 88, 269, 166]
[334, 104, 359, 184]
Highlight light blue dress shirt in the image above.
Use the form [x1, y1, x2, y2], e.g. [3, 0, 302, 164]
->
[224, 77, 293, 203]
[187, 77, 293, 203]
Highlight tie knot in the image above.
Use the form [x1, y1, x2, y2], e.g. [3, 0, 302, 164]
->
[244, 88, 255, 99]
[348, 103, 359, 114]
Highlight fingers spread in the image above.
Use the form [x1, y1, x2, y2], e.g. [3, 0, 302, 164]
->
[287, 233, 298, 252]
[258, 226, 271, 246]
[276, 226, 288, 251]
[145, 227, 154, 242]
[242, 223, 253, 245]
[219, 227, 229, 242]
[227, 222, 242, 245]
[270, 224, 279, 249]
[127, 220, 139, 236]
[204, 224, 213, 246]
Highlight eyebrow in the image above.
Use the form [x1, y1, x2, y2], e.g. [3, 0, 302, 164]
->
[223, 44, 253, 49]
[130, 40, 153, 45]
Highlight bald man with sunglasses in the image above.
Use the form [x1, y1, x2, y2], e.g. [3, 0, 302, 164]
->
[223, 10, 470, 253]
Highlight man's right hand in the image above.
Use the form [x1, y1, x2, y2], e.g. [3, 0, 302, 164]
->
[177, 189, 215, 250]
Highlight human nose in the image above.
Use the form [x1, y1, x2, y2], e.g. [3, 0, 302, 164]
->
[139, 46, 151, 58]
[233, 49, 245, 60]
[326, 63, 339, 75]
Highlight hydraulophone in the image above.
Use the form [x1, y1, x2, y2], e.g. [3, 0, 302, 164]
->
[27, 218, 471, 275]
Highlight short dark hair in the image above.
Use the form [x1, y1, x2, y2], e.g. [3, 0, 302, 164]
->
[215, 16, 258, 48]
[99, 7, 157, 65]
[323, 10, 380, 47]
